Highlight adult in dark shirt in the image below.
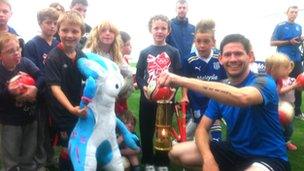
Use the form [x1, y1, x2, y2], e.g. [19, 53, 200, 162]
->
[0, 0, 25, 55]
[166, 0, 195, 61]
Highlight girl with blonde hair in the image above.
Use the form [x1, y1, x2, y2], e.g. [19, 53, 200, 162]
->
[85, 20, 123, 64]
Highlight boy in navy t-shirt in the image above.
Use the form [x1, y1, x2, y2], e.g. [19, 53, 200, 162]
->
[23, 7, 60, 169]
[135, 14, 181, 170]
[44, 11, 86, 170]
[0, 32, 43, 171]
[181, 19, 226, 141]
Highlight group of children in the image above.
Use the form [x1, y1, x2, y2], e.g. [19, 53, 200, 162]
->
[0, 0, 301, 171]
[0, 0, 140, 170]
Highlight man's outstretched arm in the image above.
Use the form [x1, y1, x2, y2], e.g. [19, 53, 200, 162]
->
[157, 72, 263, 107]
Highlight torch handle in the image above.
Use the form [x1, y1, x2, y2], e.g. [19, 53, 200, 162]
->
[174, 102, 187, 142]
[180, 101, 187, 142]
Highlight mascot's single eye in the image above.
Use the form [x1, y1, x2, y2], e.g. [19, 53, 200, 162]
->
[115, 84, 119, 89]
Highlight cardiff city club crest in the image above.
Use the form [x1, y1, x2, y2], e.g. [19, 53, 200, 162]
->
[213, 62, 220, 70]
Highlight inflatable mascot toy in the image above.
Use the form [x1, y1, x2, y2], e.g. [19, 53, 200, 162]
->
[68, 52, 140, 171]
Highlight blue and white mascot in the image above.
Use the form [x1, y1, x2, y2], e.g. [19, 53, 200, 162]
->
[68, 52, 139, 171]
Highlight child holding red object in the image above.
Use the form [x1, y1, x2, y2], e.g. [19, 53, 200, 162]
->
[265, 53, 300, 151]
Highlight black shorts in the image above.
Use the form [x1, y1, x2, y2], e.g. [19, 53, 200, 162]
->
[210, 141, 290, 171]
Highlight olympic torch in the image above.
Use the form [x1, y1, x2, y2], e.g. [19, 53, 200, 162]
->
[154, 100, 173, 151]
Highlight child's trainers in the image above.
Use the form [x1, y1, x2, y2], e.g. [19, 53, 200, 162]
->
[156, 166, 169, 171]
[145, 164, 155, 171]
[286, 142, 297, 151]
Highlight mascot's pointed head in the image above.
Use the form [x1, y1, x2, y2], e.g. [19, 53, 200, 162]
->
[77, 52, 124, 103]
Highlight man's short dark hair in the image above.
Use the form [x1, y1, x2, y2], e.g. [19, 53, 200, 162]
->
[287, 5, 298, 13]
[70, 0, 88, 8]
[220, 34, 252, 54]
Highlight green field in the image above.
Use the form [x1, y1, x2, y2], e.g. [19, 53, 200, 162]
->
[128, 89, 304, 171]
[1, 89, 303, 170]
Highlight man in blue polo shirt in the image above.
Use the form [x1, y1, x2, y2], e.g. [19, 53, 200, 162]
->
[158, 34, 290, 171]
[271, 5, 303, 119]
